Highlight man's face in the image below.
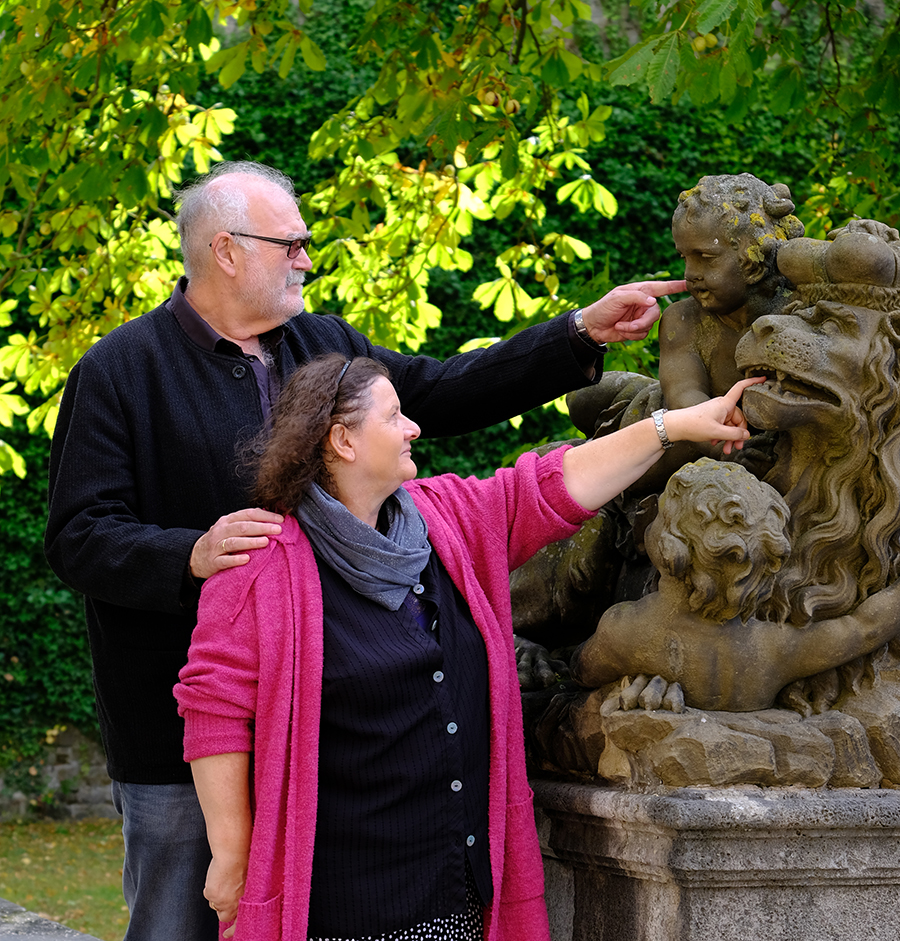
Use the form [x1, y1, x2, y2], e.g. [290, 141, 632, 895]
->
[236, 182, 313, 326]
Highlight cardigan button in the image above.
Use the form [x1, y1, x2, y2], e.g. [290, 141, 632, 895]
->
[433, 671, 444, 683]
[466, 835, 476, 847]
[232, 364, 247, 379]
[447, 722, 458, 734]
[450, 779, 462, 792]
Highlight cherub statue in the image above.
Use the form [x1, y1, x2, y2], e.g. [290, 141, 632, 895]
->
[568, 459, 900, 712]
[659, 173, 805, 411]
[564, 175, 805, 491]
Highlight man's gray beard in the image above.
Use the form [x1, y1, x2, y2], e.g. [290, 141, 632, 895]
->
[241, 269, 306, 325]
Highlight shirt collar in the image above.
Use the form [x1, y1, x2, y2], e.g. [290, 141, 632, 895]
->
[170, 276, 286, 352]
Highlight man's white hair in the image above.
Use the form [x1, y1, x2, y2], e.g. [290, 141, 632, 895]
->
[174, 162, 298, 278]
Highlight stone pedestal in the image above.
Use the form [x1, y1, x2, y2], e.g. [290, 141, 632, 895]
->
[533, 780, 900, 941]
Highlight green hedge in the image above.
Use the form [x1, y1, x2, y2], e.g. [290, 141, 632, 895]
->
[0, 424, 96, 796]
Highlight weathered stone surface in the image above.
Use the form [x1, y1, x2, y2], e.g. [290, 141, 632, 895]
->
[593, 706, 838, 787]
[529, 676, 900, 788]
[0, 727, 114, 821]
[567, 690, 608, 772]
[534, 781, 900, 941]
[0, 899, 101, 940]
[510, 511, 621, 649]
[603, 703, 694, 751]
[719, 711, 834, 786]
[643, 719, 778, 787]
[805, 711, 882, 787]
[839, 686, 900, 784]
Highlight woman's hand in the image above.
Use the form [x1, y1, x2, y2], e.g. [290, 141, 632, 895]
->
[665, 377, 765, 454]
[204, 852, 247, 934]
[562, 376, 766, 512]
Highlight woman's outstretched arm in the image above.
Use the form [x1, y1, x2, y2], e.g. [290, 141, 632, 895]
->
[562, 377, 764, 511]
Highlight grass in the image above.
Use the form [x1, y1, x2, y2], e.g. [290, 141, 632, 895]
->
[0, 817, 128, 940]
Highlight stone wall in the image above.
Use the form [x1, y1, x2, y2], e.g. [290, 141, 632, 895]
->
[0, 727, 114, 821]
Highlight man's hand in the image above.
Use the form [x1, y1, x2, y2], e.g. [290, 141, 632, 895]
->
[581, 280, 687, 344]
[190, 508, 284, 580]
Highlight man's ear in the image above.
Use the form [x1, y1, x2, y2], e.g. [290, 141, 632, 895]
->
[209, 232, 239, 277]
[328, 423, 356, 463]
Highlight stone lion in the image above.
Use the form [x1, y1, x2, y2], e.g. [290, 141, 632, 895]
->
[735, 235, 900, 627]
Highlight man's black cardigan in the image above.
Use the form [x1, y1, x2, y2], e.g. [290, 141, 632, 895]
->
[45, 293, 596, 783]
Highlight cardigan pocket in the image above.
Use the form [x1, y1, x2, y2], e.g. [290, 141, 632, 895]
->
[233, 892, 283, 940]
[502, 792, 545, 903]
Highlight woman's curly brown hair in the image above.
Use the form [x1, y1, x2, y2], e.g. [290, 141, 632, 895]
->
[252, 353, 390, 512]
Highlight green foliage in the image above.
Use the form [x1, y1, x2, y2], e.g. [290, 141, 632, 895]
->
[0, 0, 323, 477]
[608, 0, 900, 235]
[0, 423, 95, 767]
[0, 0, 895, 757]
[6, 0, 896, 482]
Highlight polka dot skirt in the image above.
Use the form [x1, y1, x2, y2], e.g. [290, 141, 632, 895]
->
[308, 873, 484, 941]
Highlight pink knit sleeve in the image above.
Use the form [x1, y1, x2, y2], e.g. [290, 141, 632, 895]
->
[503, 446, 595, 570]
[174, 561, 265, 761]
[407, 445, 596, 574]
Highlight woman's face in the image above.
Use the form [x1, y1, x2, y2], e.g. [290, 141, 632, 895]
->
[350, 376, 421, 497]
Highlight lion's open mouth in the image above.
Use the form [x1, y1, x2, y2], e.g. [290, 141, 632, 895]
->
[745, 369, 841, 406]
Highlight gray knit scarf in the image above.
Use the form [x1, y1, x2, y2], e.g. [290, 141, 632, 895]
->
[295, 482, 431, 611]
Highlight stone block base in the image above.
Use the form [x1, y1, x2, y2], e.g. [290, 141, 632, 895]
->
[533, 780, 900, 941]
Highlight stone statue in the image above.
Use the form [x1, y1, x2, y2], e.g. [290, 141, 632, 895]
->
[568, 458, 900, 712]
[515, 175, 900, 789]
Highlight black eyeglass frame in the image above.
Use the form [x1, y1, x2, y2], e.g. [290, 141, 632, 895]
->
[229, 232, 312, 258]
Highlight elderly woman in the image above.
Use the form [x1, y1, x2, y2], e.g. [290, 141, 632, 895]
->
[174, 354, 759, 941]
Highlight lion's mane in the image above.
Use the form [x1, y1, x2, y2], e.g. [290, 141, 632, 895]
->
[761, 299, 900, 625]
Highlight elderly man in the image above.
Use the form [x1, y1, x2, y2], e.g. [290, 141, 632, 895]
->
[45, 160, 681, 941]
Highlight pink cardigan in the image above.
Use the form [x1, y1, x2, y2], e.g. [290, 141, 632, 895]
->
[175, 448, 593, 941]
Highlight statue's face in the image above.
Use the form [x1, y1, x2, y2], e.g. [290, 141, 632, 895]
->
[734, 300, 882, 429]
[673, 212, 748, 318]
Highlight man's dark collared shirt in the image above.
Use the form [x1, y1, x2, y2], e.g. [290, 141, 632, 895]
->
[169, 277, 284, 418]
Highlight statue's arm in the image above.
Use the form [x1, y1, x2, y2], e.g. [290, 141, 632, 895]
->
[795, 578, 900, 674]
[570, 598, 657, 687]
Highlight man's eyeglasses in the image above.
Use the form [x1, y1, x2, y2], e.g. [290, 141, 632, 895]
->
[229, 232, 312, 258]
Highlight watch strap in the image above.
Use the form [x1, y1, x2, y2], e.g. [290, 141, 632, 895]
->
[571, 308, 609, 355]
[651, 408, 674, 449]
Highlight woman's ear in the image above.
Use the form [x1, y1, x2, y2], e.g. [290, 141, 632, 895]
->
[328, 423, 356, 463]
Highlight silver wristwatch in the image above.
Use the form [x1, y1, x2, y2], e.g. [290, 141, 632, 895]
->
[651, 408, 673, 449]
[571, 308, 609, 355]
